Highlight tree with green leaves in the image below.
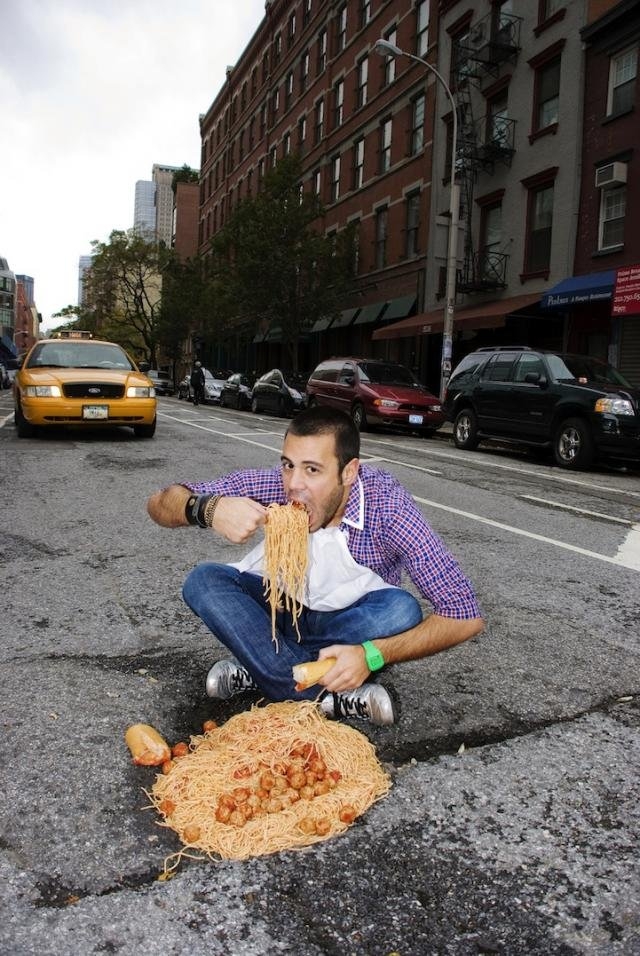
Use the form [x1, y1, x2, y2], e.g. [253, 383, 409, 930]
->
[210, 155, 355, 371]
[82, 230, 175, 367]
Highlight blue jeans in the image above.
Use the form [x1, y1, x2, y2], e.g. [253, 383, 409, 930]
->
[182, 562, 423, 701]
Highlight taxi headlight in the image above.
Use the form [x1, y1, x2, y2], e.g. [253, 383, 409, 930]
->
[127, 386, 155, 398]
[595, 397, 633, 416]
[374, 398, 400, 409]
[25, 385, 62, 397]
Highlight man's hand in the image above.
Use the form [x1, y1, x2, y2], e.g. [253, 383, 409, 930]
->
[212, 497, 267, 543]
[316, 644, 370, 693]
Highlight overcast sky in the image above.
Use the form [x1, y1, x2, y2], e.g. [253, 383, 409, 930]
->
[1, 0, 266, 331]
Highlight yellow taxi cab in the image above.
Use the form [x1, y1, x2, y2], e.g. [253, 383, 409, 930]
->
[14, 331, 157, 438]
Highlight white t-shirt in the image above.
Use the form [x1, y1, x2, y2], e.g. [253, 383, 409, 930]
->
[230, 525, 395, 611]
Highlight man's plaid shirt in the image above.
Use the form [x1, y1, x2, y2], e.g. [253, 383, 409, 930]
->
[186, 463, 481, 620]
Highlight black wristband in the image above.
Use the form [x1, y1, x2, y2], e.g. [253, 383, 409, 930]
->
[195, 494, 213, 528]
[185, 494, 201, 526]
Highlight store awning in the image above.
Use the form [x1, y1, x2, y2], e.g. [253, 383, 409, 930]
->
[311, 314, 333, 332]
[331, 307, 360, 329]
[381, 294, 417, 322]
[541, 271, 615, 309]
[353, 301, 387, 325]
[372, 293, 541, 340]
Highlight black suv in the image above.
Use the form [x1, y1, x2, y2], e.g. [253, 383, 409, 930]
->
[443, 347, 640, 470]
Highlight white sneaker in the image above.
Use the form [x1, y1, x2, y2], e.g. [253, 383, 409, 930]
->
[205, 659, 258, 699]
[320, 683, 396, 726]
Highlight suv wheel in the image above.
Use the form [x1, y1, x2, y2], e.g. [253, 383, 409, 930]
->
[351, 402, 367, 431]
[453, 408, 479, 450]
[15, 403, 35, 438]
[554, 417, 594, 470]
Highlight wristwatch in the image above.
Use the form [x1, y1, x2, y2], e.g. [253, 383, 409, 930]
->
[362, 640, 385, 672]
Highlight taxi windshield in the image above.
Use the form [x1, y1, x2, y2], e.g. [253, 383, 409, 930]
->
[27, 342, 134, 371]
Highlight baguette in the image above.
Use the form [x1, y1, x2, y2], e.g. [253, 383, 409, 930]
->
[125, 723, 172, 766]
[292, 657, 337, 690]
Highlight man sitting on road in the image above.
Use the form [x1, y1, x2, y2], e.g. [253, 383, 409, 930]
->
[146, 406, 484, 725]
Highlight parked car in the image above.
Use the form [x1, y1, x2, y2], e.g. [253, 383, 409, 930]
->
[177, 368, 230, 404]
[13, 332, 157, 439]
[251, 369, 307, 416]
[146, 369, 174, 396]
[220, 373, 253, 410]
[442, 345, 640, 470]
[306, 357, 445, 435]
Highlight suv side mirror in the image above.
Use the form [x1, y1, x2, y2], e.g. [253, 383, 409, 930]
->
[524, 371, 547, 386]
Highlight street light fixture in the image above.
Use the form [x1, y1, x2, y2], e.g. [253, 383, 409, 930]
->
[372, 38, 460, 401]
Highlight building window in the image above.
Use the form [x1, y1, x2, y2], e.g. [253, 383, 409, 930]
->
[356, 56, 368, 108]
[479, 202, 503, 281]
[379, 117, 392, 173]
[405, 191, 421, 258]
[287, 12, 296, 48]
[416, 1, 430, 58]
[330, 154, 341, 201]
[607, 46, 637, 115]
[487, 90, 509, 147]
[300, 49, 310, 91]
[333, 79, 344, 127]
[285, 71, 294, 110]
[258, 157, 266, 183]
[260, 102, 267, 137]
[247, 169, 253, 195]
[283, 132, 291, 156]
[317, 28, 327, 74]
[352, 218, 361, 273]
[262, 51, 269, 84]
[251, 67, 258, 97]
[239, 130, 245, 161]
[274, 33, 282, 65]
[315, 98, 324, 143]
[241, 83, 247, 111]
[303, 0, 312, 27]
[313, 168, 322, 197]
[270, 145, 278, 168]
[353, 137, 365, 189]
[249, 116, 255, 148]
[298, 115, 307, 149]
[525, 182, 554, 275]
[271, 86, 280, 121]
[599, 186, 626, 249]
[336, 5, 347, 54]
[359, 0, 371, 30]
[383, 27, 397, 85]
[411, 94, 425, 154]
[375, 206, 388, 269]
[539, 0, 563, 22]
[533, 56, 560, 133]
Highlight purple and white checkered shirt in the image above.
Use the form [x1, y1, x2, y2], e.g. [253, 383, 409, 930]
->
[185, 463, 481, 620]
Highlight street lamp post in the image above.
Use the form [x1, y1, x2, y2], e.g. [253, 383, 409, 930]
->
[373, 39, 460, 401]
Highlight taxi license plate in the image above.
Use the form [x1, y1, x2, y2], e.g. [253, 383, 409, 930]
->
[83, 405, 109, 420]
[409, 414, 424, 425]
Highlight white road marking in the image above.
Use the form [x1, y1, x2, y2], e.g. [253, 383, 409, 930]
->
[614, 525, 640, 570]
[518, 495, 635, 525]
[362, 434, 640, 500]
[413, 494, 640, 572]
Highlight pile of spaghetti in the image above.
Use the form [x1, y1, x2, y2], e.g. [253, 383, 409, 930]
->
[263, 502, 309, 644]
[146, 701, 390, 873]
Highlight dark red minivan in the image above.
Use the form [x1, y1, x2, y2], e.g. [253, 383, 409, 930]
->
[306, 357, 444, 435]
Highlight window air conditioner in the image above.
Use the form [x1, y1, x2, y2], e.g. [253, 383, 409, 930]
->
[595, 162, 627, 188]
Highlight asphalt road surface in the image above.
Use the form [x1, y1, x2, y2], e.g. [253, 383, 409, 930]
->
[1, 391, 639, 956]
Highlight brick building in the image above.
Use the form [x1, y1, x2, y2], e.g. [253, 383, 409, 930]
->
[198, 0, 639, 390]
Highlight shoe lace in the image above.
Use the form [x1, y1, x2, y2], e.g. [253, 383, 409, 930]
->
[334, 692, 370, 720]
[231, 668, 250, 691]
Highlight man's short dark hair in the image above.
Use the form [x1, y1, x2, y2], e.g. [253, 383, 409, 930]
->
[287, 405, 360, 471]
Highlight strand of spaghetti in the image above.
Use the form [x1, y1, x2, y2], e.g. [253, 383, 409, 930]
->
[263, 503, 309, 647]
[147, 702, 390, 869]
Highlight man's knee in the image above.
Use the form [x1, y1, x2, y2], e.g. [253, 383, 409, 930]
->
[385, 589, 423, 631]
[182, 562, 226, 611]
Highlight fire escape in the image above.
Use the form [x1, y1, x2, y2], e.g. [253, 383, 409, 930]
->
[452, 10, 522, 295]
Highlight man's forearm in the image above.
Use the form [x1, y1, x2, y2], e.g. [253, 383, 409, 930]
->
[374, 613, 484, 664]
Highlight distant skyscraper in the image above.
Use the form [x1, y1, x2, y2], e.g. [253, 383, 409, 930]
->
[152, 164, 180, 246]
[78, 255, 94, 305]
[134, 180, 156, 238]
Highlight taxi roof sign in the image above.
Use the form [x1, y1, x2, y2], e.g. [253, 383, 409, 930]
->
[50, 330, 93, 339]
